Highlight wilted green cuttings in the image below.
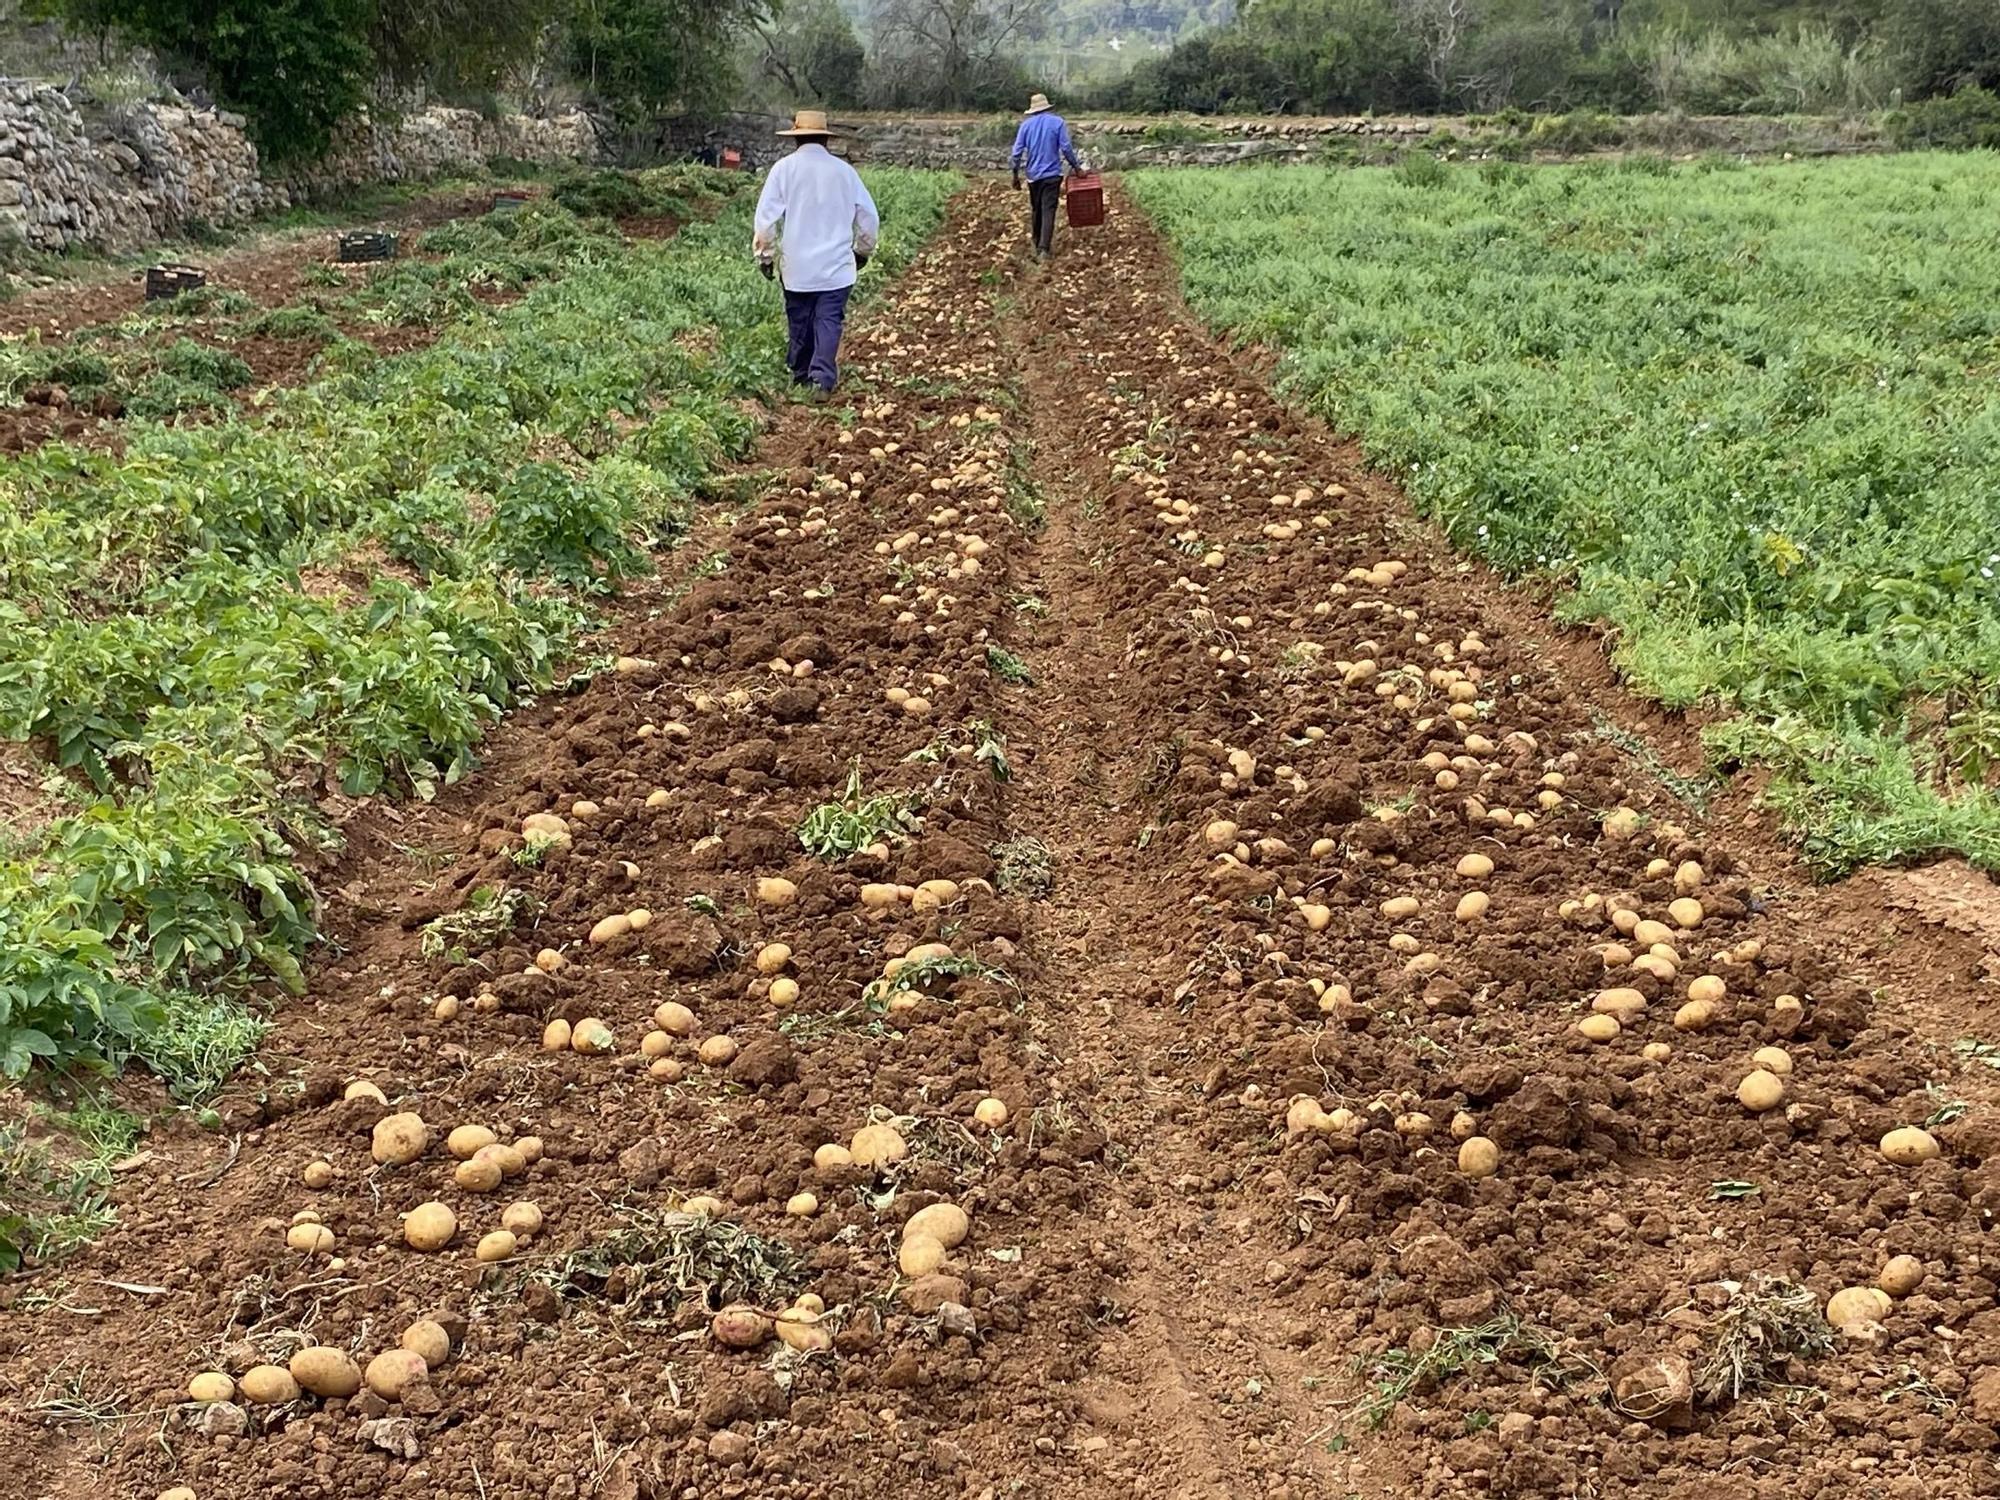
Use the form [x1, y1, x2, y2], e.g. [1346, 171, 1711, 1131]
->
[0, 169, 959, 1085]
[1131, 155, 2000, 873]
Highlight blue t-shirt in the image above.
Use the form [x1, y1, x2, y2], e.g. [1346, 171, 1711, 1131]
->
[1011, 113, 1081, 183]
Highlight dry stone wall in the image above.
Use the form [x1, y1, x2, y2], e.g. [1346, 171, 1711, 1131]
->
[0, 81, 604, 256]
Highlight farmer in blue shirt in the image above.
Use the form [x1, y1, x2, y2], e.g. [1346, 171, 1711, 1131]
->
[1010, 93, 1083, 261]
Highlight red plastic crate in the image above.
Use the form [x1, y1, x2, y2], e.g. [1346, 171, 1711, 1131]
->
[1066, 173, 1106, 228]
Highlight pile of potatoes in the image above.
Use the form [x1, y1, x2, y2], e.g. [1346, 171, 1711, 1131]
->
[186, 1318, 456, 1407]
[359, 1109, 543, 1262]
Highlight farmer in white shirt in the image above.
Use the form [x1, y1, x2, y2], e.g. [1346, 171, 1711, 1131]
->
[753, 110, 880, 396]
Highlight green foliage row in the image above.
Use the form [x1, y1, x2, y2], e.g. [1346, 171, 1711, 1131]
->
[0, 169, 959, 1086]
[1130, 154, 2000, 873]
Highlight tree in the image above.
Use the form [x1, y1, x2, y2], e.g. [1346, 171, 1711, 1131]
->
[753, 0, 867, 105]
[1882, 0, 2000, 94]
[370, 0, 563, 99]
[32, 0, 374, 158]
[867, 0, 1048, 108]
[565, 0, 773, 119]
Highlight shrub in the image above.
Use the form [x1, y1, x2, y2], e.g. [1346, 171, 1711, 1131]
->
[1888, 84, 2000, 149]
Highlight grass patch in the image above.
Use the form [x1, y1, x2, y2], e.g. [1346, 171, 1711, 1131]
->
[128, 992, 269, 1103]
[0, 1093, 141, 1270]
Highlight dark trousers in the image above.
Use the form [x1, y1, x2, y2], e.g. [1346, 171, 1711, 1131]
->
[1028, 177, 1061, 255]
[783, 284, 853, 391]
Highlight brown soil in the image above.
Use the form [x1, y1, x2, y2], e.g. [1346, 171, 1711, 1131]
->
[5, 182, 2000, 1500]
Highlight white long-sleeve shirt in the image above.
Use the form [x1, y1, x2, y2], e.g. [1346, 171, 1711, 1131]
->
[752, 144, 880, 293]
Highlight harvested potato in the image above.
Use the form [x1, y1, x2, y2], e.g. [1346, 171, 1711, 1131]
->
[286, 1223, 334, 1254]
[502, 1201, 544, 1236]
[711, 1305, 772, 1348]
[1380, 896, 1420, 920]
[774, 1304, 833, 1354]
[754, 943, 792, 976]
[588, 913, 633, 945]
[187, 1371, 235, 1404]
[1737, 1069, 1786, 1112]
[1825, 1286, 1891, 1329]
[516, 1136, 544, 1165]
[1455, 853, 1494, 879]
[813, 1143, 854, 1170]
[1878, 1255, 1925, 1298]
[698, 1035, 739, 1067]
[859, 883, 903, 910]
[1673, 1000, 1715, 1032]
[401, 1320, 452, 1368]
[364, 1348, 429, 1400]
[850, 1123, 908, 1168]
[899, 1235, 947, 1276]
[1458, 1137, 1501, 1178]
[1577, 1014, 1621, 1042]
[1592, 987, 1646, 1022]
[302, 1161, 334, 1189]
[768, 976, 800, 1007]
[475, 1230, 518, 1263]
[755, 877, 798, 907]
[1686, 975, 1726, 1006]
[238, 1365, 300, 1404]
[1455, 891, 1490, 922]
[1751, 1046, 1793, 1076]
[641, 1030, 674, 1059]
[786, 1192, 819, 1217]
[682, 1194, 725, 1216]
[344, 1079, 388, 1105]
[371, 1112, 428, 1166]
[1631, 919, 1673, 948]
[1881, 1126, 1941, 1166]
[447, 1125, 496, 1160]
[404, 1202, 457, 1251]
[655, 1001, 697, 1036]
[973, 1097, 1009, 1128]
[542, 1018, 573, 1051]
[1667, 897, 1705, 929]
[1641, 1042, 1673, 1062]
[455, 1156, 504, 1193]
[475, 1143, 526, 1179]
[905, 1202, 970, 1249]
[571, 1018, 615, 1055]
[289, 1347, 362, 1399]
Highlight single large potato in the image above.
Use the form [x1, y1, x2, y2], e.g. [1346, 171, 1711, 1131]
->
[289, 1346, 362, 1398]
[404, 1201, 457, 1251]
[371, 1111, 428, 1166]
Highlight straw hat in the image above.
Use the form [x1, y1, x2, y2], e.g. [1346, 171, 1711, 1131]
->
[776, 109, 838, 137]
[1025, 93, 1053, 115]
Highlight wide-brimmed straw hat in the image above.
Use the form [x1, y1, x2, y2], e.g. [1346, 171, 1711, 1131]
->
[1025, 93, 1053, 114]
[776, 109, 839, 137]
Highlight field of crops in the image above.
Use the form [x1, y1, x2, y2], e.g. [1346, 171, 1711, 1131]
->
[1131, 153, 2000, 874]
[0, 166, 954, 1094]
[7, 159, 2000, 1500]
